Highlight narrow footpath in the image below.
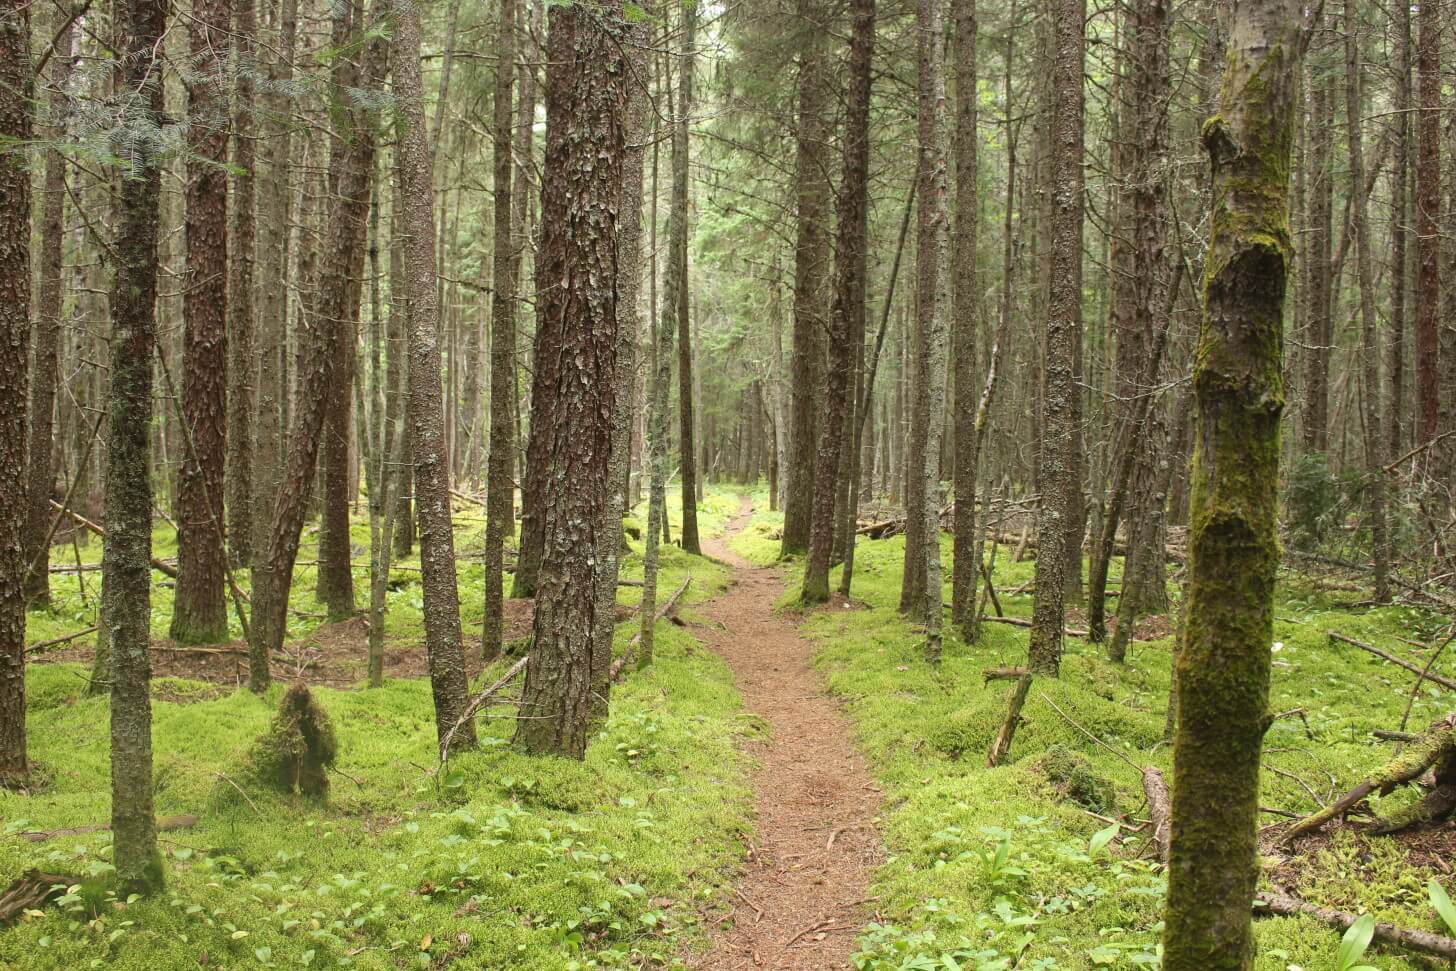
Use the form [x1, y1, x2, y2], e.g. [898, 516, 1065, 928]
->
[688, 497, 882, 970]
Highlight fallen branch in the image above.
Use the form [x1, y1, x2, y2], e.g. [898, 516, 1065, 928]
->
[50, 501, 178, 578]
[1254, 892, 1456, 960]
[1326, 631, 1456, 692]
[25, 626, 98, 655]
[440, 655, 531, 761]
[612, 577, 693, 681]
[982, 666, 1028, 683]
[16, 814, 198, 843]
[980, 615, 1090, 639]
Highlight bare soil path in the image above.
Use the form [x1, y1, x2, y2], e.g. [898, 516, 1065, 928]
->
[688, 496, 882, 970]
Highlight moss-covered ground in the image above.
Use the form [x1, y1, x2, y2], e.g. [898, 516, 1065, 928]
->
[730, 491, 1456, 971]
[3, 488, 753, 970]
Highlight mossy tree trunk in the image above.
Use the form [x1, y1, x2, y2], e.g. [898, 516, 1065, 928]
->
[1162, 0, 1312, 965]
[950, 0, 979, 640]
[106, 0, 168, 890]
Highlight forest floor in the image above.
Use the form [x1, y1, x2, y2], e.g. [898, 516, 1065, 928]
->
[686, 496, 882, 970]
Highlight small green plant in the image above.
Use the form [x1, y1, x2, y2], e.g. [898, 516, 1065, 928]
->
[1430, 879, 1456, 936]
[1334, 912, 1379, 971]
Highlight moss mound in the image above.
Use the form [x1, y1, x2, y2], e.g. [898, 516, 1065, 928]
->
[250, 683, 338, 797]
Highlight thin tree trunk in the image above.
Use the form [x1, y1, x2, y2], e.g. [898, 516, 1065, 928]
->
[675, 1, 702, 556]
[513, 0, 627, 758]
[1162, 1, 1310, 964]
[226, 0, 257, 567]
[1028, 0, 1084, 676]
[105, 0, 167, 888]
[395, 0, 476, 754]
[1416, 0, 1440, 447]
[482, 0, 517, 662]
[950, 0, 979, 636]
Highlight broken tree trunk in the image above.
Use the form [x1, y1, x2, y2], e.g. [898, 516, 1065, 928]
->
[987, 673, 1033, 767]
[1142, 767, 1171, 861]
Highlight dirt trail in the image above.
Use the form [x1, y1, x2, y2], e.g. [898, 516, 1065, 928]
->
[688, 496, 882, 970]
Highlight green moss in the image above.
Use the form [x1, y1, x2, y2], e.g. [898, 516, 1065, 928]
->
[1029, 744, 1117, 814]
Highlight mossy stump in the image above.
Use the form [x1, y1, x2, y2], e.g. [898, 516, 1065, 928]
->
[252, 684, 337, 798]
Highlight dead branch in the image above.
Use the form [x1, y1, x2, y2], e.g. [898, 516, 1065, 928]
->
[439, 655, 531, 761]
[1254, 892, 1456, 960]
[25, 626, 99, 655]
[0, 870, 74, 924]
[1326, 631, 1456, 692]
[16, 814, 198, 843]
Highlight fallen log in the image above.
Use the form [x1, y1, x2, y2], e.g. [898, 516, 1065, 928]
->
[1282, 714, 1455, 842]
[0, 870, 74, 924]
[1326, 631, 1456, 692]
[17, 814, 198, 844]
[1254, 892, 1456, 961]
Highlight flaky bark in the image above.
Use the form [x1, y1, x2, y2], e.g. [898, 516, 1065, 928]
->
[676, 4, 702, 557]
[106, 0, 168, 889]
[1416, 0, 1439, 446]
[172, 0, 233, 644]
[1028, 0, 1084, 676]
[395, 0, 475, 753]
[1162, 0, 1310, 965]
[803, 0, 874, 605]
[513, 2, 626, 758]
[0, 0, 33, 787]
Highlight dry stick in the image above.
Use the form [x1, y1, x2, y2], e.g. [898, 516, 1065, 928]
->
[1382, 427, 1456, 473]
[1254, 892, 1456, 960]
[1038, 691, 1144, 773]
[1398, 624, 1456, 733]
[51, 502, 178, 578]
[980, 614, 1089, 638]
[611, 576, 692, 681]
[1327, 631, 1456, 692]
[983, 666, 1028, 683]
[25, 626, 99, 655]
[439, 654, 531, 762]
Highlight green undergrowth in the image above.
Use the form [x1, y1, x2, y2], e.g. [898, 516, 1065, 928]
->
[732, 491, 1454, 971]
[5, 488, 751, 969]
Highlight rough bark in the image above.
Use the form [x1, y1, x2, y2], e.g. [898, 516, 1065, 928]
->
[171, 0, 233, 644]
[482, 0, 517, 661]
[1390, 0, 1410, 460]
[803, 0, 874, 605]
[226, 0, 257, 567]
[781, 0, 829, 559]
[1301, 78, 1333, 455]
[950, 0, 979, 636]
[106, 0, 168, 889]
[0, 0, 32, 788]
[1028, 0, 1084, 676]
[394, 0, 476, 753]
[1162, 0, 1308, 964]
[513, 1, 626, 759]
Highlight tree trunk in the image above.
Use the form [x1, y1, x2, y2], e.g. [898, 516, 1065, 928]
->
[803, 0, 874, 605]
[513, 0, 627, 758]
[171, 0, 233, 644]
[226, 0, 257, 568]
[675, 2, 702, 557]
[395, 0, 476, 753]
[950, 0, 979, 637]
[106, 0, 168, 889]
[781, 0, 829, 559]
[0, 0, 32, 787]
[482, 0, 517, 662]
[1416, 0, 1440, 448]
[1028, 0, 1084, 676]
[1301, 77, 1333, 455]
[1390, 0, 1410, 460]
[21, 11, 73, 610]
[1162, 1, 1309, 965]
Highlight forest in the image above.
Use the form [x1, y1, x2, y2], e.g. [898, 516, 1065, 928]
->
[1, 0, 1456, 965]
